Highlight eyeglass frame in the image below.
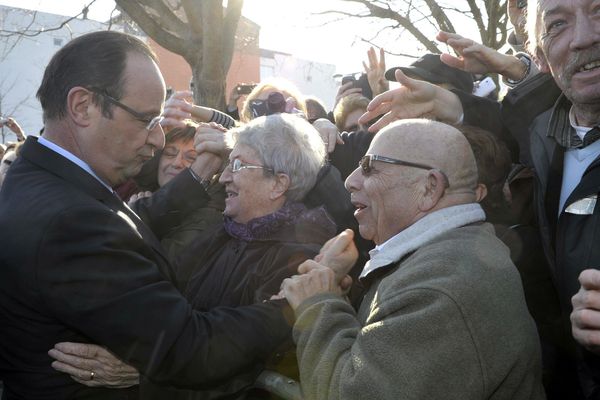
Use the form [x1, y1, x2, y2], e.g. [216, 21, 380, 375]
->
[359, 154, 449, 187]
[87, 88, 164, 131]
[226, 158, 274, 173]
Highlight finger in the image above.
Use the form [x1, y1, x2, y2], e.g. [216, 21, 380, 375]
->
[340, 88, 363, 98]
[340, 275, 353, 291]
[336, 131, 345, 145]
[362, 60, 369, 74]
[54, 342, 101, 358]
[48, 349, 97, 371]
[580, 269, 600, 290]
[379, 47, 386, 69]
[572, 307, 600, 329]
[51, 359, 95, 381]
[368, 46, 376, 67]
[439, 53, 465, 70]
[327, 131, 337, 153]
[366, 111, 397, 133]
[163, 107, 192, 119]
[171, 90, 193, 100]
[298, 260, 321, 275]
[394, 69, 422, 91]
[319, 229, 355, 265]
[337, 81, 354, 95]
[71, 375, 101, 387]
[160, 118, 187, 129]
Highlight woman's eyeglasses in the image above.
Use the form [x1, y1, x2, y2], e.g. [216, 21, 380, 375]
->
[226, 158, 273, 173]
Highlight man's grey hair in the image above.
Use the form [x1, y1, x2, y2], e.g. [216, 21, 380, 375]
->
[226, 113, 326, 202]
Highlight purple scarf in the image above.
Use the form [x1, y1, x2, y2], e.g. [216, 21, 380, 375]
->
[223, 202, 335, 242]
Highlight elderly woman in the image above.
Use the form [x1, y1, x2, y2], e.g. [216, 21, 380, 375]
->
[50, 114, 337, 399]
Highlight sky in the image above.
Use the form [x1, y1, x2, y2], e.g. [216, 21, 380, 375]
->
[0, 0, 418, 74]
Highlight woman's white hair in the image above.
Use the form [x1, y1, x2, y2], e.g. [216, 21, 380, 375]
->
[226, 114, 326, 202]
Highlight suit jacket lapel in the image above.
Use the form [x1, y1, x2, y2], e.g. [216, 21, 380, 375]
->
[22, 137, 172, 275]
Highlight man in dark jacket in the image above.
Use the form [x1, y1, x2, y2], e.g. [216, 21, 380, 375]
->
[0, 31, 291, 399]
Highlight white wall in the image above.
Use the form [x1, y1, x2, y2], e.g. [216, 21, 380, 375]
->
[260, 51, 338, 111]
[0, 6, 122, 142]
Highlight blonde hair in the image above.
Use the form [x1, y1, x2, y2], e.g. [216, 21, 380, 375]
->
[239, 77, 307, 123]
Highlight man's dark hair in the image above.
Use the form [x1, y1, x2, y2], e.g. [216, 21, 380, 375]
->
[36, 30, 158, 122]
[458, 125, 512, 220]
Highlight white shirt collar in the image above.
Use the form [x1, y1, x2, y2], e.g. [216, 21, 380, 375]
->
[361, 203, 486, 279]
[569, 106, 593, 141]
[37, 136, 114, 193]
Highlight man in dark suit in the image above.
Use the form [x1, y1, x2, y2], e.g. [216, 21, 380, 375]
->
[0, 31, 290, 399]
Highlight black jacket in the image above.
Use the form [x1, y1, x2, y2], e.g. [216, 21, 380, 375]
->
[0, 138, 291, 399]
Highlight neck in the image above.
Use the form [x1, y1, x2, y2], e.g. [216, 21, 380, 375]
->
[42, 121, 84, 159]
[572, 104, 600, 127]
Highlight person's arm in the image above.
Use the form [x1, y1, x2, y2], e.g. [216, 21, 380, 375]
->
[38, 206, 292, 389]
[284, 271, 483, 400]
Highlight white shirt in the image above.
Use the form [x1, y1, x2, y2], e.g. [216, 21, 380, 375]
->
[558, 108, 600, 213]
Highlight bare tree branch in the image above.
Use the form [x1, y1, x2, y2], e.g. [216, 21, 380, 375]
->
[422, 0, 455, 33]
[181, 0, 203, 35]
[0, 0, 97, 38]
[115, 0, 187, 55]
[222, 0, 244, 72]
[143, 0, 186, 37]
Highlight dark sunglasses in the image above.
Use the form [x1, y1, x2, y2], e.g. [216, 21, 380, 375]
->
[359, 154, 450, 186]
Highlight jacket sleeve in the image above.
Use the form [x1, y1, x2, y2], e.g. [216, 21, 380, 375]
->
[36, 204, 291, 389]
[132, 169, 211, 240]
[293, 290, 483, 400]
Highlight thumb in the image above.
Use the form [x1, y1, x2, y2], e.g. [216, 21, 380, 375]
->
[394, 69, 418, 90]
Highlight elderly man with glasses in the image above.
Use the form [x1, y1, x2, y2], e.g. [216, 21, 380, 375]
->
[281, 119, 546, 400]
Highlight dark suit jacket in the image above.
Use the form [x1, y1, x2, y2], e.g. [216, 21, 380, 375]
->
[0, 137, 291, 399]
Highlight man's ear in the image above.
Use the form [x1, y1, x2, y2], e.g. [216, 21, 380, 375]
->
[533, 47, 551, 74]
[475, 183, 488, 202]
[66, 87, 94, 127]
[419, 170, 447, 212]
[270, 173, 290, 201]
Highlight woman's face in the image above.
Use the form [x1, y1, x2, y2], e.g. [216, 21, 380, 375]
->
[157, 138, 197, 187]
[218, 144, 282, 224]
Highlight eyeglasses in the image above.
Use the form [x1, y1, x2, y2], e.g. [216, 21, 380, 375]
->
[226, 158, 273, 173]
[89, 88, 164, 131]
[359, 154, 449, 186]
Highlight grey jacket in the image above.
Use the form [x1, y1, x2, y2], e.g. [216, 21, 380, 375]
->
[293, 222, 545, 400]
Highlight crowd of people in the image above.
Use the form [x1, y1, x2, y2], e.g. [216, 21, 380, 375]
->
[1, 0, 600, 399]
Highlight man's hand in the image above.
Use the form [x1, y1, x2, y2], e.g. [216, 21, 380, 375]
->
[437, 31, 527, 81]
[189, 122, 229, 180]
[48, 342, 139, 388]
[363, 46, 389, 97]
[312, 118, 344, 153]
[281, 264, 345, 310]
[360, 69, 463, 132]
[161, 90, 194, 130]
[312, 229, 358, 281]
[334, 82, 363, 109]
[571, 269, 600, 354]
[127, 191, 153, 207]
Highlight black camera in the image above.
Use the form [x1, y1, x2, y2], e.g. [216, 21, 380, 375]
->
[248, 92, 287, 119]
[341, 73, 373, 100]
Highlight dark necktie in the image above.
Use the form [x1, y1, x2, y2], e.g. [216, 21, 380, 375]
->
[582, 126, 600, 148]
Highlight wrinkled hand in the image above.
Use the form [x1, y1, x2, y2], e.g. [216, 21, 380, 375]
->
[127, 191, 152, 207]
[49, 342, 139, 388]
[0, 117, 25, 139]
[572, 269, 600, 355]
[363, 47, 388, 97]
[360, 69, 451, 132]
[313, 229, 358, 281]
[437, 31, 506, 75]
[312, 118, 344, 153]
[194, 122, 229, 156]
[334, 82, 363, 109]
[161, 90, 194, 130]
[281, 264, 345, 310]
